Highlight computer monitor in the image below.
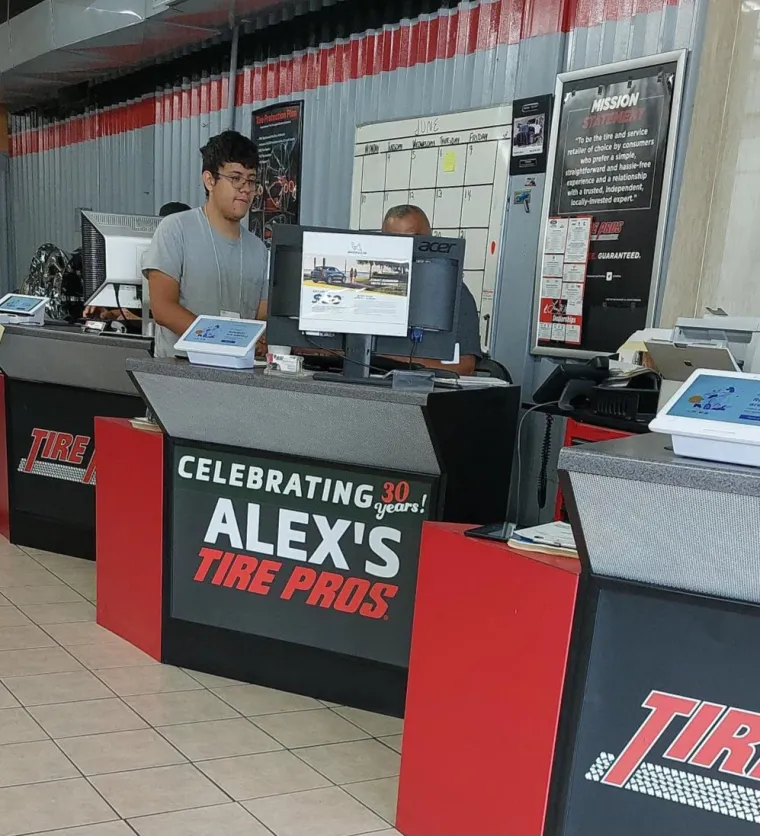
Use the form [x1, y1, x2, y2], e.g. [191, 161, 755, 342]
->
[80, 210, 161, 331]
[268, 224, 466, 379]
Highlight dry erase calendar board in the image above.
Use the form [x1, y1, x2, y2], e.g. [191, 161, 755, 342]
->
[350, 105, 513, 351]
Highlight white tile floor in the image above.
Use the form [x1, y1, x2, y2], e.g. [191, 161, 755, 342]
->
[0, 538, 403, 836]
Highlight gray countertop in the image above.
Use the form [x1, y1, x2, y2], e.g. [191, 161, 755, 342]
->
[559, 432, 760, 497]
[5, 324, 151, 350]
[0, 324, 151, 394]
[127, 357, 475, 406]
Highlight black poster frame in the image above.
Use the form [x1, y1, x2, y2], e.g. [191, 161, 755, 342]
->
[510, 94, 554, 176]
[531, 50, 687, 359]
[249, 100, 305, 246]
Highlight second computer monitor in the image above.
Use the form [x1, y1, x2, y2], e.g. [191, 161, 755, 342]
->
[267, 224, 466, 361]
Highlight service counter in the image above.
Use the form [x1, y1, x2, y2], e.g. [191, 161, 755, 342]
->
[0, 325, 150, 558]
[551, 432, 760, 836]
[96, 359, 520, 715]
[396, 433, 760, 835]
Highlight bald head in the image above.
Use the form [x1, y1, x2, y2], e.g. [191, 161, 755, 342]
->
[382, 204, 432, 236]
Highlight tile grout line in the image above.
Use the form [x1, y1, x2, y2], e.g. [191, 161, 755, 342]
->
[3, 544, 401, 832]
[48, 727, 126, 825]
[0, 562, 125, 825]
[244, 782, 396, 831]
[19, 546, 97, 600]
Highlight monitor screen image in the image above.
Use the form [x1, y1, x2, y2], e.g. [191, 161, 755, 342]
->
[668, 374, 760, 426]
[299, 231, 413, 338]
[0, 296, 43, 313]
[183, 318, 264, 349]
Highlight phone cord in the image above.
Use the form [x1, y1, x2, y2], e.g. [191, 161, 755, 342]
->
[537, 413, 553, 510]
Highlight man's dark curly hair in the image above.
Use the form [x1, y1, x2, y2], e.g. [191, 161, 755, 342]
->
[200, 131, 260, 194]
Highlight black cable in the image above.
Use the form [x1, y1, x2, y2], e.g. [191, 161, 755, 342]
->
[537, 413, 554, 510]
[514, 401, 559, 527]
[408, 339, 418, 370]
[304, 336, 388, 376]
[113, 284, 129, 324]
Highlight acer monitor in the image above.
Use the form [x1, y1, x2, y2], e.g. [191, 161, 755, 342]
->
[81, 210, 161, 335]
[267, 224, 466, 379]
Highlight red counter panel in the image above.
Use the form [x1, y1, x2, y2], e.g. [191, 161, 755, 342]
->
[95, 418, 163, 661]
[0, 375, 10, 540]
[397, 523, 580, 836]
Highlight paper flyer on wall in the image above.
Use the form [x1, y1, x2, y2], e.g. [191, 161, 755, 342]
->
[565, 217, 593, 263]
[299, 232, 414, 337]
[542, 253, 565, 278]
[538, 214, 591, 346]
[544, 217, 569, 254]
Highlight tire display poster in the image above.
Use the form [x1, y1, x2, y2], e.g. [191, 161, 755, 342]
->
[169, 444, 435, 668]
[536, 58, 681, 354]
[511, 94, 553, 176]
[559, 586, 760, 836]
[538, 216, 592, 345]
[249, 101, 303, 245]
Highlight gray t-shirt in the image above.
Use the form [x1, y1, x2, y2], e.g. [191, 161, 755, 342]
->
[458, 286, 483, 359]
[142, 207, 269, 358]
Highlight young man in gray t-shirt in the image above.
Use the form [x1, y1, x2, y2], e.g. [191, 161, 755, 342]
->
[143, 131, 269, 359]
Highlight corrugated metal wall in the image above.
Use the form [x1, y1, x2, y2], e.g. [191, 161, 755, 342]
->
[6, 0, 706, 522]
[8, 0, 703, 280]
[0, 152, 9, 291]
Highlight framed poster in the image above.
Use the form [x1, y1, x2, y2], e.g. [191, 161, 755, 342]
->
[510, 94, 553, 176]
[532, 51, 687, 358]
[249, 101, 304, 245]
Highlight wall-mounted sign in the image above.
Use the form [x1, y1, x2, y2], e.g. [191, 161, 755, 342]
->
[532, 51, 687, 358]
[169, 444, 435, 668]
[249, 101, 304, 246]
[510, 94, 553, 176]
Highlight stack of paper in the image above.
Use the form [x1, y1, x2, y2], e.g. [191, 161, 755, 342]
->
[508, 521, 578, 558]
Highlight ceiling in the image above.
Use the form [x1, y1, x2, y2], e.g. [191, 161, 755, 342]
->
[0, 0, 345, 109]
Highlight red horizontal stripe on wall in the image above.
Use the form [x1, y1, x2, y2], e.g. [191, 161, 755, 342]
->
[567, 0, 683, 29]
[9, 0, 688, 156]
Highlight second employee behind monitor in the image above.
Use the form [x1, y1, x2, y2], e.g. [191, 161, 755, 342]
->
[382, 204, 482, 376]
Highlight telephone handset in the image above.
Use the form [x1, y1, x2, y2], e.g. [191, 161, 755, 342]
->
[532, 356, 611, 511]
[533, 356, 611, 406]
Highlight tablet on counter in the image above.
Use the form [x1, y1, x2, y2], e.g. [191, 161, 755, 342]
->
[174, 315, 267, 370]
[0, 294, 47, 317]
[650, 369, 760, 467]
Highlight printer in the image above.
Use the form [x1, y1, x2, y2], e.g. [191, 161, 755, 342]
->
[674, 315, 760, 374]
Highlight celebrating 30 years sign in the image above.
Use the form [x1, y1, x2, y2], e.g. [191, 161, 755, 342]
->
[169, 445, 434, 668]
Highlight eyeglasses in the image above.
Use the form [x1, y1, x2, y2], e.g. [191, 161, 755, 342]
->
[216, 172, 257, 192]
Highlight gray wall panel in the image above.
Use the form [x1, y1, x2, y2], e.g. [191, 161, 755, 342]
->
[0, 152, 10, 293]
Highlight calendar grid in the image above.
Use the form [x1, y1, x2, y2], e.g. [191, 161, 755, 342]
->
[351, 106, 513, 351]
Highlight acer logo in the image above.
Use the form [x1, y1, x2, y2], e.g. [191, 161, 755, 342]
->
[418, 241, 455, 254]
[19, 429, 96, 485]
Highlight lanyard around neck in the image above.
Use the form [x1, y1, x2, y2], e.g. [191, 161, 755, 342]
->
[202, 206, 244, 316]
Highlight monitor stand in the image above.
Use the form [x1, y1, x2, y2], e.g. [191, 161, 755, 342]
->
[312, 334, 387, 386]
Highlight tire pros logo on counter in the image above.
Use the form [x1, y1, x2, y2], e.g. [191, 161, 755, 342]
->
[587, 690, 760, 825]
[170, 446, 435, 667]
[17, 428, 96, 486]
